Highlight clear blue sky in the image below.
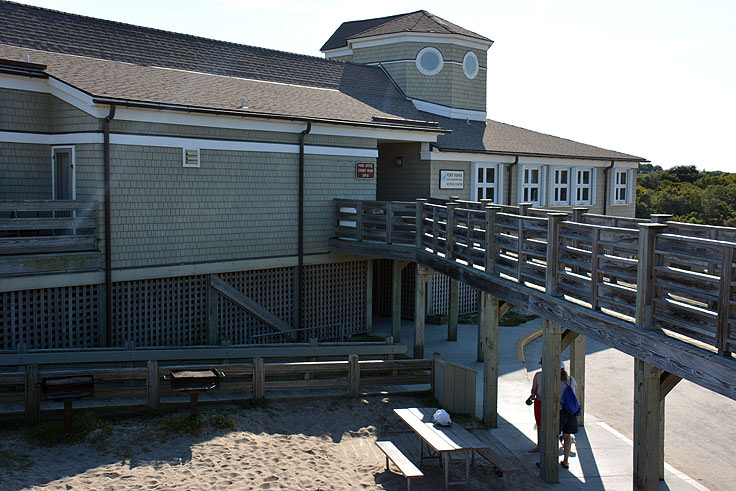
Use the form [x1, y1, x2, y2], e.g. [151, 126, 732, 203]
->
[18, 0, 736, 172]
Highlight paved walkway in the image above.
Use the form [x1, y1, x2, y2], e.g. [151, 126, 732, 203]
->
[372, 316, 707, 490]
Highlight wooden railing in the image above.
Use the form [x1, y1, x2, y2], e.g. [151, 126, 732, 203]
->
[0, 200, 98, 255]
[1, 351, 432, 421]
[333, 198, 736, 359]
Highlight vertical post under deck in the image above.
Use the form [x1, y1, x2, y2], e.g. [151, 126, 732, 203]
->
[541, 319, 562, 483]
[392, 260, 403, 343]
[477, 291, 486, 362]
[482, 294, 499, 427]
[414, 266, 430, 359]
[448, 278, 459, 341]
[634, 359, 662, 491]
[570, 334, 586, 426]
[365, 260, 373, 336]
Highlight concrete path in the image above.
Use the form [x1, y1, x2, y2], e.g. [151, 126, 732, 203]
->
[372, 316, 708, 490]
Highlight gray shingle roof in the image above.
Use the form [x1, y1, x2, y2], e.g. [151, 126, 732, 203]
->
[321, 10, 491, 51]
[432, 117, 644, 161]
[0, 1, 643, 161]
[0, 43, 432, 126]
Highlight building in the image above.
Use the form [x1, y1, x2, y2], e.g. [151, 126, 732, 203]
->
[0, 2, 645, 349]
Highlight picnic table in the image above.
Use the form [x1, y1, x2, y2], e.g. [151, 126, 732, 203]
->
[394, 407, 489, 490]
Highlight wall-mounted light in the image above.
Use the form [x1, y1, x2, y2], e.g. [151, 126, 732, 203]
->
[394, 156, 404, 168]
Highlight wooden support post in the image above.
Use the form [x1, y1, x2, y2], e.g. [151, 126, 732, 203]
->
[355, 200, 363, 241]
[571, 207, 588, 223]
[540, 320, 562, 483]
[365, 260, 373, 336]
[146, 360, 160, 410]
[208, 283, 219, 345]
[415, 198, 427, 254]
[348, 353, 360, 398]
[392, 260, 403, 343]
[385, 202, 393, 244]
[25, 364, 40, 425]
[717, 246, 734, 356]
[414, 266, 431, 359]
[432, 352, 441, 398]
[570, 334, 586, 426]
[482, 294, 499, 428]
[634, 359, 662, 491]
[635, 224, 667, 330]
[484, 206, 498, 276]
[253, 357, 265, 400]
[546, 213, 566, 296]
[446, 202, 457, 260]
[477, 291, 486, 362]
[448, 277, 458, 341]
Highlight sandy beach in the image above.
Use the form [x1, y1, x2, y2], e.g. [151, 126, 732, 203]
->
[0, 395, 534, 491]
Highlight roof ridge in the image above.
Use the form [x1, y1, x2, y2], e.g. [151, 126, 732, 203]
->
[348, 10, 423, 39]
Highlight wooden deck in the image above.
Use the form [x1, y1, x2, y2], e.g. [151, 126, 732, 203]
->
[330, 199, 736, 401]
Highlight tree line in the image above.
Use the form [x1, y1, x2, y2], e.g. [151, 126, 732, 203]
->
[636, 164, 736, 227]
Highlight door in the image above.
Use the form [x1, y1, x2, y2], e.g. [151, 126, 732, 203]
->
[52, 146, 74, 200]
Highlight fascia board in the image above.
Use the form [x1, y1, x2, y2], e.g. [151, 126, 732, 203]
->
[349, 32, 492, 51]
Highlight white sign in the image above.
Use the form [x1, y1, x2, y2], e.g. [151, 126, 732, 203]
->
[440, 169, 464, 189]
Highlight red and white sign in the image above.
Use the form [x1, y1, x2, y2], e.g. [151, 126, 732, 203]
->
[356, 162, 375, 179]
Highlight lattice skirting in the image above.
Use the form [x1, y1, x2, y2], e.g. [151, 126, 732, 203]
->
[0, 261, 368, 349]
[373, 259, 478, 319]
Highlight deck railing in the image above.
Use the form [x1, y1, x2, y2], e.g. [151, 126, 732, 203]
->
[333, 198, 736, 358]
[0, 200, 98, 255]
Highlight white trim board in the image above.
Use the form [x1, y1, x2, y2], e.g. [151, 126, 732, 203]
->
[0, 131, 378, 157]
[421, 150, 515, 164]
[347, 32, 492, 52]
[412, 99, 486, 121]
[369, 59, 487, 71]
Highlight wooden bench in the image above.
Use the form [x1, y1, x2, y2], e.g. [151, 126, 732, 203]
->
[376, 440, 423, 490]
[475, 448, 521, 477]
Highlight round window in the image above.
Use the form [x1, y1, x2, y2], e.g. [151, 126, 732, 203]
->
[463, 51, 479, 79]
[416, 47, 443, 76]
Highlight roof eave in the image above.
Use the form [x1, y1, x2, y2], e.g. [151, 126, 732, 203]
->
[90, 96, 449, 133]
[434, 146, 648, 163]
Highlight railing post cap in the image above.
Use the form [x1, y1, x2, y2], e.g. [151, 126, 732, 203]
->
[638, 223, 668, 230]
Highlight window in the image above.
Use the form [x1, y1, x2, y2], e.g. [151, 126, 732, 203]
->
[551, 167, 570, 206]
[52, 146, 75, 200]
[183, 148, 200, 167]
[521, 166, 542, 205]
[574, 168, 593, 205]
[416, 47, 443, 76]
[474, 164, 496, 202]
[462, 51, 479, 79]
[613, 168, 631, 204]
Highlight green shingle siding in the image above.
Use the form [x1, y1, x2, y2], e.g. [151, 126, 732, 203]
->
[111, 120, 377, 149]
[106, 145, 375, 268]
[0, 143, 50, 199]
[0, 88, 99, 133]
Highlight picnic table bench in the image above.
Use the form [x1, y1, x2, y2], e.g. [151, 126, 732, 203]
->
[376, 440, 423, 490]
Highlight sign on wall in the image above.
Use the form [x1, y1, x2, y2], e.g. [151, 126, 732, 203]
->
[356, 162, 375, 179]
[440, 169, 464, 189]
